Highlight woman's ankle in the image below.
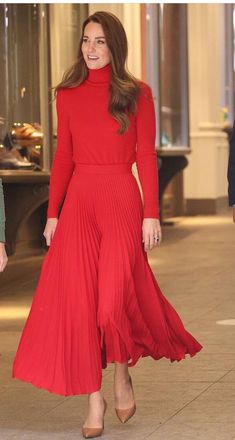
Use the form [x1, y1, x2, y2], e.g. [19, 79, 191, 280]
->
[114, 362, 130, 381]
[88, 390, 104, 403]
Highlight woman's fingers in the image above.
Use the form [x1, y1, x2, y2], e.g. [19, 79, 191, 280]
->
[44, 230, 54, 247]
[43, 230, 49, 246]
[143, 232, 150, 252]
[149, 232, 155, 250]
[142, 219, 162, 251]
[43, 218, 58, 247]
[156, 226, 162, 243]
[143, 231, 158, 251]
[46, 234, 51, 247]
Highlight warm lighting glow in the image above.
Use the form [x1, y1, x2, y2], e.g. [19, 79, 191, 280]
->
[20, 87, 26, 98]
[167, 215, 231, 227]
[148, 256, 164, 266]
[216, 319, 235, 326]
[0, 306, 30, 320]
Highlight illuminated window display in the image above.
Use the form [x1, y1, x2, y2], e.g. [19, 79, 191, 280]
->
[0, 4, 42, 170]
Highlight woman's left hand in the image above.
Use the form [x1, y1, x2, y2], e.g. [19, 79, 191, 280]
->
[142, 218, 162, 252]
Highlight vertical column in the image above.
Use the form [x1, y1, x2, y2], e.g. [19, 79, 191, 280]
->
[0, 5, 8, 141]
[39, 4, 51, 170]
[185, 4, 229, 214]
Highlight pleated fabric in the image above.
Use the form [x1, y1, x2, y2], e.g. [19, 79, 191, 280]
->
[12, 163, 202, 396]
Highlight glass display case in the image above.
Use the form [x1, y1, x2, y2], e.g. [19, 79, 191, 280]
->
[0, 4, 44, 170]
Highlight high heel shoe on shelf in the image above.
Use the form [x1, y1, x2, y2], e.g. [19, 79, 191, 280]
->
[82, 398, 107, 439]
[115, 375, 136, 424]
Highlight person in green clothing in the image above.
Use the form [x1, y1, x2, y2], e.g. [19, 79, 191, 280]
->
[0, 178, 8, 271]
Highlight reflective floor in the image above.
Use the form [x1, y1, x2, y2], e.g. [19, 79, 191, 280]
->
[1, 212, 235, 440]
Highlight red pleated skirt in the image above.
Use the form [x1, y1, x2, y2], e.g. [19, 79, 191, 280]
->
[12, 163, 202, 396]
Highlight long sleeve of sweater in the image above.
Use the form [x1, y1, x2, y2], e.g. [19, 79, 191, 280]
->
[47, 90, 75, 218]
[136, 84, 159, 219]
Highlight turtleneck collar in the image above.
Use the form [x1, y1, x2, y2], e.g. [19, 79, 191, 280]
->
[86, 63, 111, 85]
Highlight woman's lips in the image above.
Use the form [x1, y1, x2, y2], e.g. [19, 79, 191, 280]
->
[88, 56, 99, 60]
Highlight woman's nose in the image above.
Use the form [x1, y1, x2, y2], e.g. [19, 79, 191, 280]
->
[88, 41, 96, 53]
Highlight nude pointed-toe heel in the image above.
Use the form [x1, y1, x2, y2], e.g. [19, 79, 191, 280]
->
[115, 376, 136, 423]
[82, 426, 104, 439]
[115, 403, 136, 424]
[82, 398, 107, 439]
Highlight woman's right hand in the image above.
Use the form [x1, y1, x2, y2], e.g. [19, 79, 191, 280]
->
[43, 218, 58, 246]
[233, 207, 235, 223]
[0, 242, 8, 272]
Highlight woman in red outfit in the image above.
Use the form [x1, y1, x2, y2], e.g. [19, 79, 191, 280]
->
[12, 11, 202, 438]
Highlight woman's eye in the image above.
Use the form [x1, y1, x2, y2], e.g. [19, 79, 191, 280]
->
[82, 38, 105, 45]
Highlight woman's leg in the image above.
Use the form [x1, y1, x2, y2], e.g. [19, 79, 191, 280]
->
[83, 390, 106, 429]
[114, 362, 135, 409]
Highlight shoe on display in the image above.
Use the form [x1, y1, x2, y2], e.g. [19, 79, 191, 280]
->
[0, 145, 35, 169]
[11, 122, 43, 147]
[11, 122, 43, 167]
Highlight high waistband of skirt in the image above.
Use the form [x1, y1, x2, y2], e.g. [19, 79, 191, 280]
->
[74, 163, 132, 175]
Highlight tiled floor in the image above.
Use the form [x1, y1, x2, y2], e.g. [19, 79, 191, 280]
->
[1, 212, 235, 440]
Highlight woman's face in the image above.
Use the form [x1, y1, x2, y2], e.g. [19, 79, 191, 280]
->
[82, 21, 111, 70]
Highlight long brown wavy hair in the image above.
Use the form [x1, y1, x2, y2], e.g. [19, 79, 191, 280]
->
[54, 11, 140, 134]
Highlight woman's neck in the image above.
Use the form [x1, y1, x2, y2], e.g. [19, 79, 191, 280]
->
[86, 63, 111, 85]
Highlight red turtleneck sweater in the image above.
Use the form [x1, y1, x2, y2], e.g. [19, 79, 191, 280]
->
[47, 63, 159, 219]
